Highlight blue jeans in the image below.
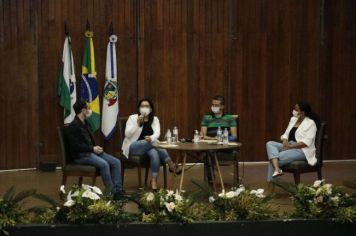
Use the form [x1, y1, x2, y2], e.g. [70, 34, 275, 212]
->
[129, 140, 171, 176]
[266, 141, 306, 182]
[75, 152, 122, 193]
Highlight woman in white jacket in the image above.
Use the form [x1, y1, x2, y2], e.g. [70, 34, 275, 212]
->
[266, 102, 318, 189]
[122, 99, 181, 190]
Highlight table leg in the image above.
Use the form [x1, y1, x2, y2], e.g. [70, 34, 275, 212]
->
[178, 152, 187, 193]
[169, 151, 180, 189]
[207, 152, 216, 192]
[214, 152, 225, 193]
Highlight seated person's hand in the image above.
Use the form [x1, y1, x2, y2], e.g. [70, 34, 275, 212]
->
[282, 140, 291, 151]
[144, 136, 152, 142]
[93, 146, 103, 154]
[137, 115, 144, 126]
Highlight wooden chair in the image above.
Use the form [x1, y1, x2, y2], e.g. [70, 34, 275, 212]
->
[215, 114, 240, 184]
[57, 126, 99, 187]
[118, 117, 167, 188]
[281, 122, 327, 184]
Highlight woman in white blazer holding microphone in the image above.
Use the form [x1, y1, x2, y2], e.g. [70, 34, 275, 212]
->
[266, 102, 319, 190]
[122, 98, 181, 190]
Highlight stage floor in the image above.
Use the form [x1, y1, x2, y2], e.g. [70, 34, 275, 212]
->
[1, 161, 355, 213]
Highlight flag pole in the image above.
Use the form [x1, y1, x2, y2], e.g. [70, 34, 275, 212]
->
[109, 22, 113, 36]
[86, 19, 90, 30]
[64, 21, 69, 36]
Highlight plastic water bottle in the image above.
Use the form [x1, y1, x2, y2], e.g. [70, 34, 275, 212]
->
[193, 130, 200, 143]
[223, 128, 229, 144]
[166, 129, 172, 144]
[172, 126, 178, 144]
[217, 127, 222, 144]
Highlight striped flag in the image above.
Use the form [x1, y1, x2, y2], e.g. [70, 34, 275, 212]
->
[57, 35, 77, 124]
[101, 34, 119, 140]
[81, 30, 100, 131]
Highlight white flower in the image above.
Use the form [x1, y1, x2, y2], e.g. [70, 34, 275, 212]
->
[315, 188, 322, 196]
[174, 194, 183, 202]
[60, 185, 66, 194]
[146, 192, 155, 202]
[218, 192, 225, 198]
[64, 199, 75, 207]
[324, 184, 333, 194]
[82, 189, 100, 200]
[313, 179, 324, 188]
[106, 201, 111, 206]
[56, 207, 60, 211]
[226, 191, 235, 199]
[82, 184, 90, 190]
[251, 189, 265, 198]
[167, 190, 174, 197]
[331, 196, 339, 204]
[165, 202, 176, 212]
[209, 196, 215, 203]
[71, 190, 79, 197]
[232, 186, 245, 197]
[90, 186, 103, 195]
[66, 191, 73, 201]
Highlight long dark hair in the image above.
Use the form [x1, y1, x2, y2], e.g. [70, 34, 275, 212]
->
[137, 98, 155, 125]
[297, 101, 321, 129]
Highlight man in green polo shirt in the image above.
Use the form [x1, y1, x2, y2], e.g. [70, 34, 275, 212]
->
[201, 95, 238, 140]
[200, 95, 238, 184]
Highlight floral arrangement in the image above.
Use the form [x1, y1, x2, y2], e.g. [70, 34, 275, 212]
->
[137, 189, 193, 223]
[290, 180, 356, 222]
[54, 184, 136, 224]
[207, 186, 276, 221]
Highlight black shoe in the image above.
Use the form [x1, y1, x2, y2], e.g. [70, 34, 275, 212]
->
[169, 165, 182, 175]
[113, 190, 126, 200]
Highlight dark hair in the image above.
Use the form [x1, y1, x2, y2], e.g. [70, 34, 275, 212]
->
[137, 98, 155, 125]
[212, 95, 225, 105]
[297, 101, 321, 129]
[73, 99, 88, 115]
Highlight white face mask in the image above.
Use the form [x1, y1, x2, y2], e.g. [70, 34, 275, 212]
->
[211, 106, 220, 114]
[292, 110, 299, 118]
[139, 107, 151, 116]
[85, 109, 92, 118]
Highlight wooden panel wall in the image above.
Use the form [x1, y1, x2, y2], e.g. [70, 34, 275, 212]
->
[0, 0, 39, 169]
[0, 0, 355, 170]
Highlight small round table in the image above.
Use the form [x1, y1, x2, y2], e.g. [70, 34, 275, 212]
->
[154, 141, 242, 193]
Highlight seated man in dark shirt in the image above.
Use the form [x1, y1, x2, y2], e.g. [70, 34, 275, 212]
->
[67, 99, 123, 198]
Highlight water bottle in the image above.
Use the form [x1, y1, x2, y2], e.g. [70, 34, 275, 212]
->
[172, 126, 178, 144]
[193, 130, 200, 143]
[166, 129, 172, 144]
[217, 127, 222, 144]
[223, 128, 229, 144]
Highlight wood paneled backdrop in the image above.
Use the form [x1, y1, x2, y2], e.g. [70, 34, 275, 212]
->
[0, 0, 355, 170]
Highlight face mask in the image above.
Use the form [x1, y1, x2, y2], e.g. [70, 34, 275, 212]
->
[140, 107, 151, 116]
[211, 106, 220, 114]
[292, 110, 299, 118]
[85, 109, 92, 118]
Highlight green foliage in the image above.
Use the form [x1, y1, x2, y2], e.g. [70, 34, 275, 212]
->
[0, 187, 36, 235]
[208, 186, 276, 221]
[274, 179, 356, 223]
[136, 189, 193, 223]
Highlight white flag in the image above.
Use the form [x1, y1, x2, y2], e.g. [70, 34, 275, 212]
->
[58, 36, 77, 124]
[101, 34, 119, 140]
